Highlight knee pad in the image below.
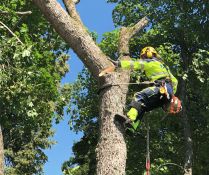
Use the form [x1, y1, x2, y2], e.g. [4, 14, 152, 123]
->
[127, 108, 138, 121]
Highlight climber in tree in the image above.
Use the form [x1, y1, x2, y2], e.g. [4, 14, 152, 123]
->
[100, 46, 181, 129]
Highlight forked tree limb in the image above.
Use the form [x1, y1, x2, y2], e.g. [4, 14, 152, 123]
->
[99, 16, 148, 77]
[118, 16, 149, 59]
[33, 0, 148, 78]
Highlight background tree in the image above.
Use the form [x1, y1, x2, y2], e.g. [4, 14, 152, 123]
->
[63, 0, 209, 175]
[0, 0, 71, 174]
[108, 1, 208, 174]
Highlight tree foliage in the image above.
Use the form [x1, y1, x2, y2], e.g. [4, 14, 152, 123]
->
[64, 0, 209, 174]
[0, 0, 71, 174]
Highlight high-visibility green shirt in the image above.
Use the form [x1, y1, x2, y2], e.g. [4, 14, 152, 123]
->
[120, 58, 178, 94]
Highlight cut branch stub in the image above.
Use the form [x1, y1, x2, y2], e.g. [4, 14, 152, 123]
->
[118, 27, 131, 58]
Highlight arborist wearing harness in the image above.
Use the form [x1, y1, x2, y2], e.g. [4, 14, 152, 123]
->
[99, 46, 182, 130]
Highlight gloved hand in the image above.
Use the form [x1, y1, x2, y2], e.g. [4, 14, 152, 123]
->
[110, 60, 119, 67]
[98, 59, 120, 77]
[98, 60, 117, 76]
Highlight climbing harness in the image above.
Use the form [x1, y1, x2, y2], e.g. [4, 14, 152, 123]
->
[146, 117, 150, 175]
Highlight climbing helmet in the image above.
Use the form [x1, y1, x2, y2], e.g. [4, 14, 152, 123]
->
[140, 46, 159, 59]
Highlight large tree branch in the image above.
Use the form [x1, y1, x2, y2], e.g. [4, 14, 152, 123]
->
[118, 16, 149, 58]
[33, 0, 148, 78]
[33, 0, 112, 77]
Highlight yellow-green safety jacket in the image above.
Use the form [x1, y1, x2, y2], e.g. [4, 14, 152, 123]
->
[120, 58, 178, 94]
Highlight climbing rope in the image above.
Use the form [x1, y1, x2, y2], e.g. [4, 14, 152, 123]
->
[146, 116, 150, 175]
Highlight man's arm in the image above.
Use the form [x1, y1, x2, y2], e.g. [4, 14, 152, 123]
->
[98, 60, 144, 77]
[120, 60, 144, 70]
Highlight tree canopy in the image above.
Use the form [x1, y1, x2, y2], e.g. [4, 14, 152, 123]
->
[0, 0, 71, 174]
[0, 0, 209, 174]
[62, 0, 209, 174]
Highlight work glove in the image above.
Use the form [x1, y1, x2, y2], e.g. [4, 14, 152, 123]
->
[110, 60, 119, 67]
[98, 60, 119, 77]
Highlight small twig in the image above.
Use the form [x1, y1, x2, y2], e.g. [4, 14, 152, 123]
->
[0, 21, 23, 45]
[0, 10, 32, 15]
[63, 0, 83, 25]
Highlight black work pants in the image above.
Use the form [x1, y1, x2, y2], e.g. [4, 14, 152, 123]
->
[129, 83, 173, 120]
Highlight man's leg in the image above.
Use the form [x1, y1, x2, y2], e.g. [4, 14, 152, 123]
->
[126, 86, 161, 124]
[116, 86, 161, 129]
[127, 89, 148, 122]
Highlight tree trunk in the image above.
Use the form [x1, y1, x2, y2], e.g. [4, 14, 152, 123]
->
[0, 125, 4, 175]
[96, 72, 130, 175]
[32, 1, 148, 174]
[180, 80, 193, 175]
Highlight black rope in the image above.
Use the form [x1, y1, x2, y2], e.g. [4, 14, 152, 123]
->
[97, 81, 155, 94]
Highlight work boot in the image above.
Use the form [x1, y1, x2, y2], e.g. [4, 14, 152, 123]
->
[115, 114, 141, 137]
[115, 114, 131, 125]
[115, 114, 136, 129]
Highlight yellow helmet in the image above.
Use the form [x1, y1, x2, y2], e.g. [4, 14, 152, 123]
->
[140, 46, 159, 59]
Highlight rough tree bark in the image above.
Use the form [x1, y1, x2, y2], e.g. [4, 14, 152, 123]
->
[0, 126, 4, 175]
[32, 0, 148, 174]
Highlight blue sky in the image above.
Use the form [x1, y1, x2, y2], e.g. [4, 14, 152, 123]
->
[44, 1, 115, 175]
